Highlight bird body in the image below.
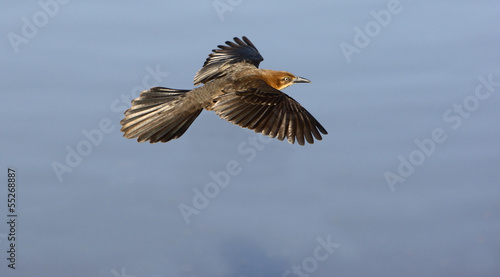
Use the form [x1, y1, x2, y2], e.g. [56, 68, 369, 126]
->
[120, 36, 327, 145]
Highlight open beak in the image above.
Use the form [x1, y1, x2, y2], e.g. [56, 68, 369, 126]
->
[293, 76, 311, 83]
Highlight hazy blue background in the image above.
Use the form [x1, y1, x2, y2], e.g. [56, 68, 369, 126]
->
[2, 1, 500, 276]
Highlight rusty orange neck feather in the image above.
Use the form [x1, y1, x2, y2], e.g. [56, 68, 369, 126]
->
[256, 70, 294, 90]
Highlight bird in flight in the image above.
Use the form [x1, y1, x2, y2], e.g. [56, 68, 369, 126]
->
[120, 36, 327, 145]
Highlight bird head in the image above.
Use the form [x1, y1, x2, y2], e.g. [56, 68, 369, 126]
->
[261, 70, 311, 90]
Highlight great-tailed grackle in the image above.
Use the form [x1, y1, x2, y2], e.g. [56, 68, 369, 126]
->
[120, 36, 327, 145]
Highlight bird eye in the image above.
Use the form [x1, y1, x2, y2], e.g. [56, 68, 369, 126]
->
[283, 77, 291, 82]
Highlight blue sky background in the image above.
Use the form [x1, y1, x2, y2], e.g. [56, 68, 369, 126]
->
[1, 1, 500, 276]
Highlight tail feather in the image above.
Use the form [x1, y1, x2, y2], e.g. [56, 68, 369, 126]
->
[120, 87, 202, 143]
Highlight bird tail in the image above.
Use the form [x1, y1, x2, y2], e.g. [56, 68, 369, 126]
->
[120, 87, 203, 143]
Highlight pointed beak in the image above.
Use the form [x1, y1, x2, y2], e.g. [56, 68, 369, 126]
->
[293, 76, 311, 83]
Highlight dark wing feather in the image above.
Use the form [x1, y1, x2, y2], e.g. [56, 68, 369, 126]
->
[211, 81, 327, 145]
[193, 36, 264, 86]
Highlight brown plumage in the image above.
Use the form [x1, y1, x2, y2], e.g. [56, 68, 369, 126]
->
[120, 36, 327, 145]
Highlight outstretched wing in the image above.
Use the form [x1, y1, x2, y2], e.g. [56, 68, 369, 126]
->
[211, 80, 328, 145]
[193, 36, 264, 86]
